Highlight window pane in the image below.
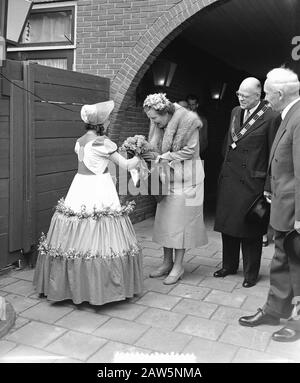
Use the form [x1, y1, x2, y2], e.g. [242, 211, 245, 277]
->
[21, 11, 72, 44]
[28, 58, 68, 70]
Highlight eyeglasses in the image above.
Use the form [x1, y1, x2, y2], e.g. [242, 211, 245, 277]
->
[236, 92, 252, 99]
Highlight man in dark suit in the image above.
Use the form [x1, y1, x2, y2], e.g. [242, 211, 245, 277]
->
[186, 94, 208, 160]
[239, 67, 300, 342]
[214, 77, 279, 287]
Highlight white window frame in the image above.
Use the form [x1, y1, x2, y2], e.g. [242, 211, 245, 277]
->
[7, 1, 77, 70]
[7, 1, 77, 52]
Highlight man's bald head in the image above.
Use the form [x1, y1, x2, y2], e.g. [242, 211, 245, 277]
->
[239, 77, 262, 94]
[236, 77, 262, 109]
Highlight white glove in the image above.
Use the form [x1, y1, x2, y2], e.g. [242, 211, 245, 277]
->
[127, 156, 140, 170]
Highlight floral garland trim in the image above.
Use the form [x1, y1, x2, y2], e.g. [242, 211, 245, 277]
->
[55, 198, 135, 220]
[38, 233, 141, 260]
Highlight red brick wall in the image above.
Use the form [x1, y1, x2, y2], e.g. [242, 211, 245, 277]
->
[76, 0, 179, 77]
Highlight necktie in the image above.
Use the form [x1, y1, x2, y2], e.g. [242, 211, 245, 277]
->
[243, 109, 250, 123]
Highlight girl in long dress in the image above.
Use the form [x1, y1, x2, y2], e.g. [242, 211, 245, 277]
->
[33, 100, 143, 305]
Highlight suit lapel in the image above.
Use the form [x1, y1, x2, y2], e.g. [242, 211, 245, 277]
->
[268, 121, 286, 167]
[229, 108, 242, 145]
[268, 100, 300, 167]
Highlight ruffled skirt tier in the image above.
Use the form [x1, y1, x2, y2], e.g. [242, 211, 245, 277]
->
[33, 201, 143, 305]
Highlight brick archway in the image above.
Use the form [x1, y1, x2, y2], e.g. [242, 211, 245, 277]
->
[110, 0, 219, 140]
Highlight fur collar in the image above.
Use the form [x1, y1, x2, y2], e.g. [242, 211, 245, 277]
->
[149, 105, 202, 154]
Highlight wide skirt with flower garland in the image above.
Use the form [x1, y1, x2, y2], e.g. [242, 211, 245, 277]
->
[33, 173, 143, 305]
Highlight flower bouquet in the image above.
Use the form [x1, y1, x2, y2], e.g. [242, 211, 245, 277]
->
[119, 135, 153, 187]
[119, 135, 169, 202]
[119, 134, 153, 158]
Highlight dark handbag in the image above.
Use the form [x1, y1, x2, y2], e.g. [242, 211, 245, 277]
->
[140, 161, 169, 203]
[245, 194, 270, 227]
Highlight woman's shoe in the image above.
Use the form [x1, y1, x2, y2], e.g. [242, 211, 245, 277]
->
[149, 264, 173, 278]
[163, 268, 184, 285]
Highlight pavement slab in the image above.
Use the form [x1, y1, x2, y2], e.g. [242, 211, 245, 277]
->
[219, 324, 271, 351]
[182, 337, 238, 363]
[86, 340, 152, 363]
[134, 327, 192, 354]
[134, 307, 185, 331]
[92, 317, 149, 344]
[135, 291, 182, 310]
[175, 315, 227, 341]
[45, 330, 108, 361]
[5, 321, 67, 349]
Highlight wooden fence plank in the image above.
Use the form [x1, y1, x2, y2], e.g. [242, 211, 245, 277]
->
[0, 234, 8, 268]
[0, 99, 9, 115]
[36, 209, 53, 237]
[0, 233, 19, 268]
[23, 62, 36, 253]
[35, 121, 84, 138]
[9, 80, 24, 252]
[0, 179, 9, 198]
[34, 83, 109, 105]
[33, 64, 110, 91]
[37, 188, 69, 211]
[0, 215, 8, 232]
[34, 102, 81, 121]
[36, 138, 76, 157]
[37, 171, 75, 193]
[0, 118, 9, 138]
[36, 154, 77, 175]
[0, 158, 9, 178]
[0, 139, 9, 159]
[0, 199, 9, 239]
[1, 60, 23, 96]
[0, 198, 9, 216]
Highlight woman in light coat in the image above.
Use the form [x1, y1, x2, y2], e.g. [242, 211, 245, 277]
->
[142, 93, 208, 284]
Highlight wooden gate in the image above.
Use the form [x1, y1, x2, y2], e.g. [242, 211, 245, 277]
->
[0, 60, 109, 268]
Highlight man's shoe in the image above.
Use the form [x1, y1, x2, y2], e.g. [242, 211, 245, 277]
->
[242, 280, 256, 288]
[272, 327, 300, 342]
[213, 268, 237, 278]
[149, 264, 173, 278]
[239, 308, 280, 327]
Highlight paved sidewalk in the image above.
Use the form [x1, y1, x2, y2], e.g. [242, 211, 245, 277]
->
[0, 215, 300, 363]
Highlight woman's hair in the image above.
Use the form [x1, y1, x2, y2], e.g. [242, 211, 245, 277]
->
[85, 123, 105, 135]
[143, 93, 175, 115]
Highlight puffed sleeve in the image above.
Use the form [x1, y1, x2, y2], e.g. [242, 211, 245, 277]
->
[92, 137, 117, 157]
[104, 138, 118, 155]
[74, 141, 80, 154]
